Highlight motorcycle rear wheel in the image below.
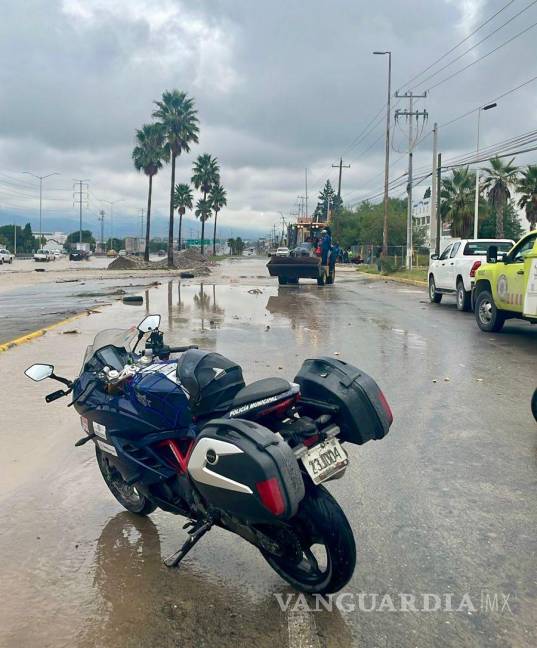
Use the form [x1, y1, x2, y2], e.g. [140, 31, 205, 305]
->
[96, 447, 157, 516]
[260, 485, 356, 594]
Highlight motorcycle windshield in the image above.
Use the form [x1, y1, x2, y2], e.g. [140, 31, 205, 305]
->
[82, 327, 137, 370]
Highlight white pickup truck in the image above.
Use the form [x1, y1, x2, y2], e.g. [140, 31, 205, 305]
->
[0, 248, 14, 264]
[34, 249, 54, 262]
[428, 239, 514, 311]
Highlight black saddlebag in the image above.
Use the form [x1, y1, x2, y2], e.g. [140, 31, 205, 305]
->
[188, 418, 305, 523]
[294, 357, 393, 445]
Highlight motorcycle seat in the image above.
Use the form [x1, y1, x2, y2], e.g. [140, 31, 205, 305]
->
[231, 378, 291, 409]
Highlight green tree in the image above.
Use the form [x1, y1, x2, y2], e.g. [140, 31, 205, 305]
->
[0, 223, 38, 253]
[478, 202, 524, 241]
[105, 237, 125, 251]
[313, 180, 336, 222]
[132, 123, 166, 262]
[66, 230, 95, 249]
[173, 183, 193, 251]
[194, 197, 212, 245]
[481, 156, 518, 238]
[331, 198, 408, 250]
[227, 237, 245, 256]
[517, 164, 537, 231]
[153, 90, 199, 268]
[440, 166, 487, 238]
[148, 239, 168, 254]
[208, 183, 227, 255]
[192, 153, 220, 254]
[423, 186, 431, 199]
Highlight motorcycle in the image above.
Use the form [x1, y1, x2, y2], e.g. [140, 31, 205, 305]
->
[24, 314, 393, 594]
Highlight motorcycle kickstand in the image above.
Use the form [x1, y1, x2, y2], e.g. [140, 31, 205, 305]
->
[164, 519, 213, 568]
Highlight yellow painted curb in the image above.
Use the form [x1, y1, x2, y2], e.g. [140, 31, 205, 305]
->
[0, 311, 87, 353]
[356, 270, 427, 288]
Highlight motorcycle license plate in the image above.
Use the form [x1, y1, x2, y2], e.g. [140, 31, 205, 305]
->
[302, 438, 348, 485]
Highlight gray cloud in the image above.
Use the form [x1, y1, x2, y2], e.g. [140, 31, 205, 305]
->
[0, 0, 536, 236]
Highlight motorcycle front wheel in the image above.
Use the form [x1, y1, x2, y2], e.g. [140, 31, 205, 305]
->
[260, 485, 356, 594]
[96, 447, 157, 516]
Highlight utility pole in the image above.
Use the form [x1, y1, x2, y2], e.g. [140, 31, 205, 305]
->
[98, 210, 105, 252]
[395, 91, 427, 269]
[73, 179, 90, 245]
[297, 195, 305, 220]
[305, 168, 308, 219]
[332, 158, 351, 198]
[473, 102, 498, 238]
[99, 198, 125, 251]
[22, 171, 59, 247]
[373, 51, 392, 256]
[436, 153, 442, 256]
[430, 123, 438, 253]
[279, 213, 287, 245]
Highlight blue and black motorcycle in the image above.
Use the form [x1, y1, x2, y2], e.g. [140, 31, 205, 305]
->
[25, 314, 392, 593]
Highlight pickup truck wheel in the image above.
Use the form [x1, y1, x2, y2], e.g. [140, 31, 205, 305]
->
[429, 276, 442, 303]
[475, 289, 505, 332]
[456, 280, 471, 312]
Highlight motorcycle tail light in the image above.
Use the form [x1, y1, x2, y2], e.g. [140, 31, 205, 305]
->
[378, 390, 394, 426]
[470, 261, 481, 277]
[256, 477, 285, 516]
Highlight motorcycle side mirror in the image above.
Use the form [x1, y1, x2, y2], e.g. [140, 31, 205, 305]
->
[138, 314, 161, 333]
[25, 363, 54, 382]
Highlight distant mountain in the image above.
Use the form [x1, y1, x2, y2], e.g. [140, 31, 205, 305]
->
[0, 210, 265, 240]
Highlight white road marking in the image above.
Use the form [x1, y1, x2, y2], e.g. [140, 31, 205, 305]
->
[287, 608, 322, 648]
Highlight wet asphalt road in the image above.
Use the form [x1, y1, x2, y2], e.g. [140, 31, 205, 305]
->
[0, 258, 536, 648]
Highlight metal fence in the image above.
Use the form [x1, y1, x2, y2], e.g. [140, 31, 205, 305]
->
[349, 243, 431, 268]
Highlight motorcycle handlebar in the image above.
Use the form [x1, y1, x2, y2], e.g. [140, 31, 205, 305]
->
[155, 344, 198, 356]
[46, 389, 67, 403]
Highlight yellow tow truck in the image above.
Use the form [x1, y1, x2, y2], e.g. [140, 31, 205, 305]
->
[473, 231, 537, 332]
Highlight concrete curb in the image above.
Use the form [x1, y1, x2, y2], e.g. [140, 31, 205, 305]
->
[0, 312, 87, 353]
[356, 270, 428, 288]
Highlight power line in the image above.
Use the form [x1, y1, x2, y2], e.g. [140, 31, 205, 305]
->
[411, 0, 537, 90]
[439, 73, 537, 129]
[427, 18, 537, 92]
[397, 0, 517, 90]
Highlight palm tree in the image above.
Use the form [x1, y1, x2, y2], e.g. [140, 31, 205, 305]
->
[440, 166, 484, 238]
[517, 165, 537, 231]
[192, 154, 220, 254]
[208, 183, 227, 255]
[481, 156, 518, 238]
[194, 197, 212, 246]
[132, 123, 166, 262]
[153, 90, 199, 267]
[173, 183, 193, 250]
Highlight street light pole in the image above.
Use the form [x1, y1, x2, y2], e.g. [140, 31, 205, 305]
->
[22, 171, 60, 246]
[99, 198, 125, 250]
[373, 51, 392, 256]
[473, 102, 497, 239]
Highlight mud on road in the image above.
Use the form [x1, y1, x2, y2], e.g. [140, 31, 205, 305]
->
[0, 258, 536, 648]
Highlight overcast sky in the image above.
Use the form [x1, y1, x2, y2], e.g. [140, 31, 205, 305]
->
[0, 0, 536, 238]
